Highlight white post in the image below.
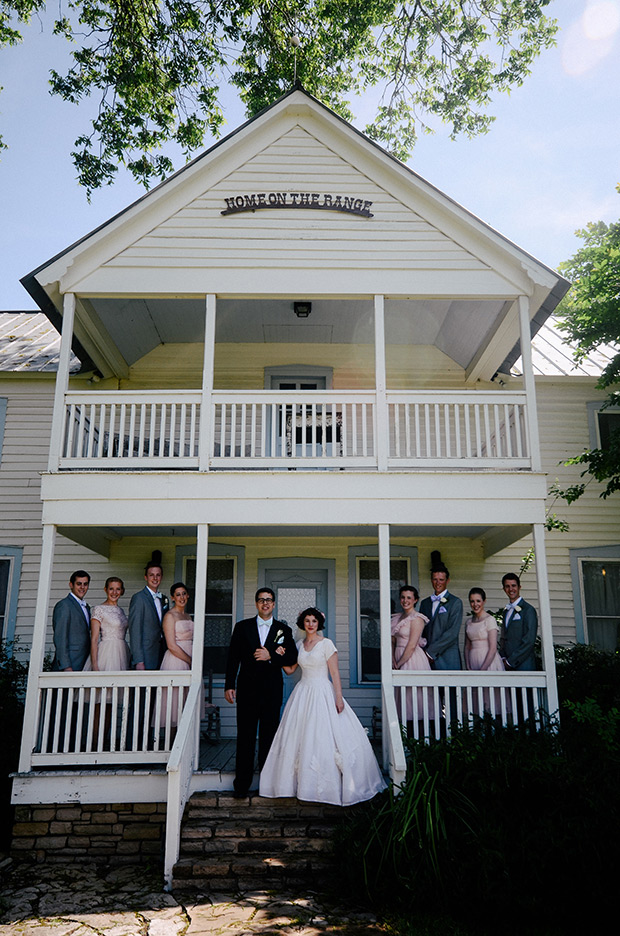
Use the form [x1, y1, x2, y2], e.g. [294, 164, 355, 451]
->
[198, 295, 216, 471]
[48, 293, 76, 471]
[518, 295, 542, 472]
[18, 524, 57, 772]
[374, 295, 389, 471]
[532, 522, 559, 718]
[191, 524, 209, 767]
[378, 524, 391, 769]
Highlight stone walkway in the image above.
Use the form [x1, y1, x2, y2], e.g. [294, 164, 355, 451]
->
[0, 861, 385, 935]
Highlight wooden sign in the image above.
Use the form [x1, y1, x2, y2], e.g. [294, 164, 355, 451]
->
[222, 192, 373, 218]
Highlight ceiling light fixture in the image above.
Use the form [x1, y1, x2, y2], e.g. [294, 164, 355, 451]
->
[293, 301, 312, 318]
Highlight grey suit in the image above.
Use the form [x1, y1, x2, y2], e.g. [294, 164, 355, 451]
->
[419, 592, 463, 670]
[51, 594, 90, 671]
[501, 599, 538, 671]
[128, 587, 165, 669]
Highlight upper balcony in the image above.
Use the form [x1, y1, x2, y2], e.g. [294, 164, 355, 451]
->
[59, 387, 530, 472]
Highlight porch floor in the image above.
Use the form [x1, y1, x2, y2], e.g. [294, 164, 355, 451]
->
[197, 735, 384, 774]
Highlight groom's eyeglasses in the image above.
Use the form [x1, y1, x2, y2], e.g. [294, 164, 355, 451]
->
[257, 598, 275, 604]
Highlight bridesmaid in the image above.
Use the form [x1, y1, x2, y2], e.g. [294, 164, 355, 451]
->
[85, 576, 130, 746]
[158, 582, 194, 730]
[391, 585, 432, 732]
[465, 587, 504, 715]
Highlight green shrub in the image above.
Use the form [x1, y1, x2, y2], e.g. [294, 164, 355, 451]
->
[0, 641, 28, 850]
[337, 714, 619, 934]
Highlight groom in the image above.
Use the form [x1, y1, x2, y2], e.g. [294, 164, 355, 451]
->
[225, 588, 298, 797]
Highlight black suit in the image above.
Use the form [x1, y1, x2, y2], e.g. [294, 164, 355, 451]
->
[225, 616, 298, 794]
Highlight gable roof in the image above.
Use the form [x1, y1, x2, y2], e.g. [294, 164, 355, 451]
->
[20, 86, 569, 378]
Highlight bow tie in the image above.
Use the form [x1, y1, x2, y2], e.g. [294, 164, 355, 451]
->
[431, 595, 442, 602]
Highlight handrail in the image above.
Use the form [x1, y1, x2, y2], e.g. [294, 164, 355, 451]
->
[164, 681, 202, 890]
[31, 671, 192, 766]
[382, 683, 406, 787]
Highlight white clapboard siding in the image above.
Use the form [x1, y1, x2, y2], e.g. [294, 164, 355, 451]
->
[483, 378, 620, 645]
[102, 127, 488, 274]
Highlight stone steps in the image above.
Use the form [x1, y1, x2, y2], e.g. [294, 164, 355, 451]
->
[172, 792, 345, 891]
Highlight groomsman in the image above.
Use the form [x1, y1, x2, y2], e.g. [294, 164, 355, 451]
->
[50, 569, 91, 751]
[225, 588, 298, 797]
[500, 573, 538, 671]
[129, 560, 167, 748]
[129, 561, 166, 670]
[51, 570, 91, 671]
[419, 563, 463, 670]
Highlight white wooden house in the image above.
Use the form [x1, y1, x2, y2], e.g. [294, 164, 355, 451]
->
[4, 87, 618, 881]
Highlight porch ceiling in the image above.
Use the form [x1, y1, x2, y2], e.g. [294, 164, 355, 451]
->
[58, 522, 530, 559]
[84, 296, 509, 372]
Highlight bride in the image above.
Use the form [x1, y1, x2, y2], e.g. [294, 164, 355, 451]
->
[259, 607, 386, 806]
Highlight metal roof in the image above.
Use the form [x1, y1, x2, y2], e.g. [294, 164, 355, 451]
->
[0, 312, 80, 373]
[510, 315, 617, 378]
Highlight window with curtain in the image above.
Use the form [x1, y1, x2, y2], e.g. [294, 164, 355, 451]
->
[580, 559, 620, 652]
[183, 555, 236, 676]
[357, 557, 409, 682]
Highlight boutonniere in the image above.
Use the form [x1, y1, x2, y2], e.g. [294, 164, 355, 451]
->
[514, 605, 522, 614]
[274, 629, 285, 645]
[440, 597, 448, 605]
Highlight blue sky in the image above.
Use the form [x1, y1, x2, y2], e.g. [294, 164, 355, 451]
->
[1, 0, 619, 310]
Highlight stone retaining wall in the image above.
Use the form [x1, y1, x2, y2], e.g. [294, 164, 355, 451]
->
[11, 803, 166, 864]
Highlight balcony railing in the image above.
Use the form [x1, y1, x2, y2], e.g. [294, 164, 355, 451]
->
[31, 671, 192, 766]
[59, 390, 530, 471]
[391, 670, 549, 741]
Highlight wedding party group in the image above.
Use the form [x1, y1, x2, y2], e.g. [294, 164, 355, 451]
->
[391, 560, 538, 726]
[49, 552, 538, 807]
[50, 564, 386, 806]
[51, 562, 195, 687]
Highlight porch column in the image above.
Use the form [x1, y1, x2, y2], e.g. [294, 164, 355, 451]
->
[378, 524, 392, 769]
[18, 524, 56, 772]
[378, 524, 406, 784]
[48, 293, 76, 471]
[198, 294, 216, 471]
[518, 295, 542, 472]
[190, 524, 209, 767]
[374, 295, 389, 471]
[532, 522, 559, 716]
[191, 524, 209, 682]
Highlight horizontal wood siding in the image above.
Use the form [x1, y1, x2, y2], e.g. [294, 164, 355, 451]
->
[103, 127, 488, 276]
[483, 379, 620, 645]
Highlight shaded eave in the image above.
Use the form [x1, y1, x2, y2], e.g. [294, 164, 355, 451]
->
[20, 82, 570, 368]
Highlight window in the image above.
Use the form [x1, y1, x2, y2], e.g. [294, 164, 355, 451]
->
[0, 547, 23, 643]
[570, 546, 620, 651]
[586, 401, 620, 450]
[348, 545, 419, 684]
[175, 544, 244, 678]
[579, 559, 620, 651]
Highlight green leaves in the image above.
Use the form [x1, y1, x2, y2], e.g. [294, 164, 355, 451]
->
[0, 1, 558, 192]
[556, 192, 620, 501]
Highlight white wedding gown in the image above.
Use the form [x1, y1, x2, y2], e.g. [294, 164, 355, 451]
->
[259, 638, 386, 805]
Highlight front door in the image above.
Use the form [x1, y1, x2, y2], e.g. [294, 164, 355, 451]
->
[259, 558, 334, 704]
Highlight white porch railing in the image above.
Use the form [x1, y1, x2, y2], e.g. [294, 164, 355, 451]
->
[60, 391, 201, 468]
[391, 670, 550, 743]
[58, 390, 531, 471]
[211, 390, 376, 467]
[31, 671, 192, 766]
[164, 681, 202, 889]
[387, 391, 529, 467]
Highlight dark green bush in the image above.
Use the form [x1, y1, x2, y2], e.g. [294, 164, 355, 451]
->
[0, 641, 28, 850]
[337, 644, 620, 935]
